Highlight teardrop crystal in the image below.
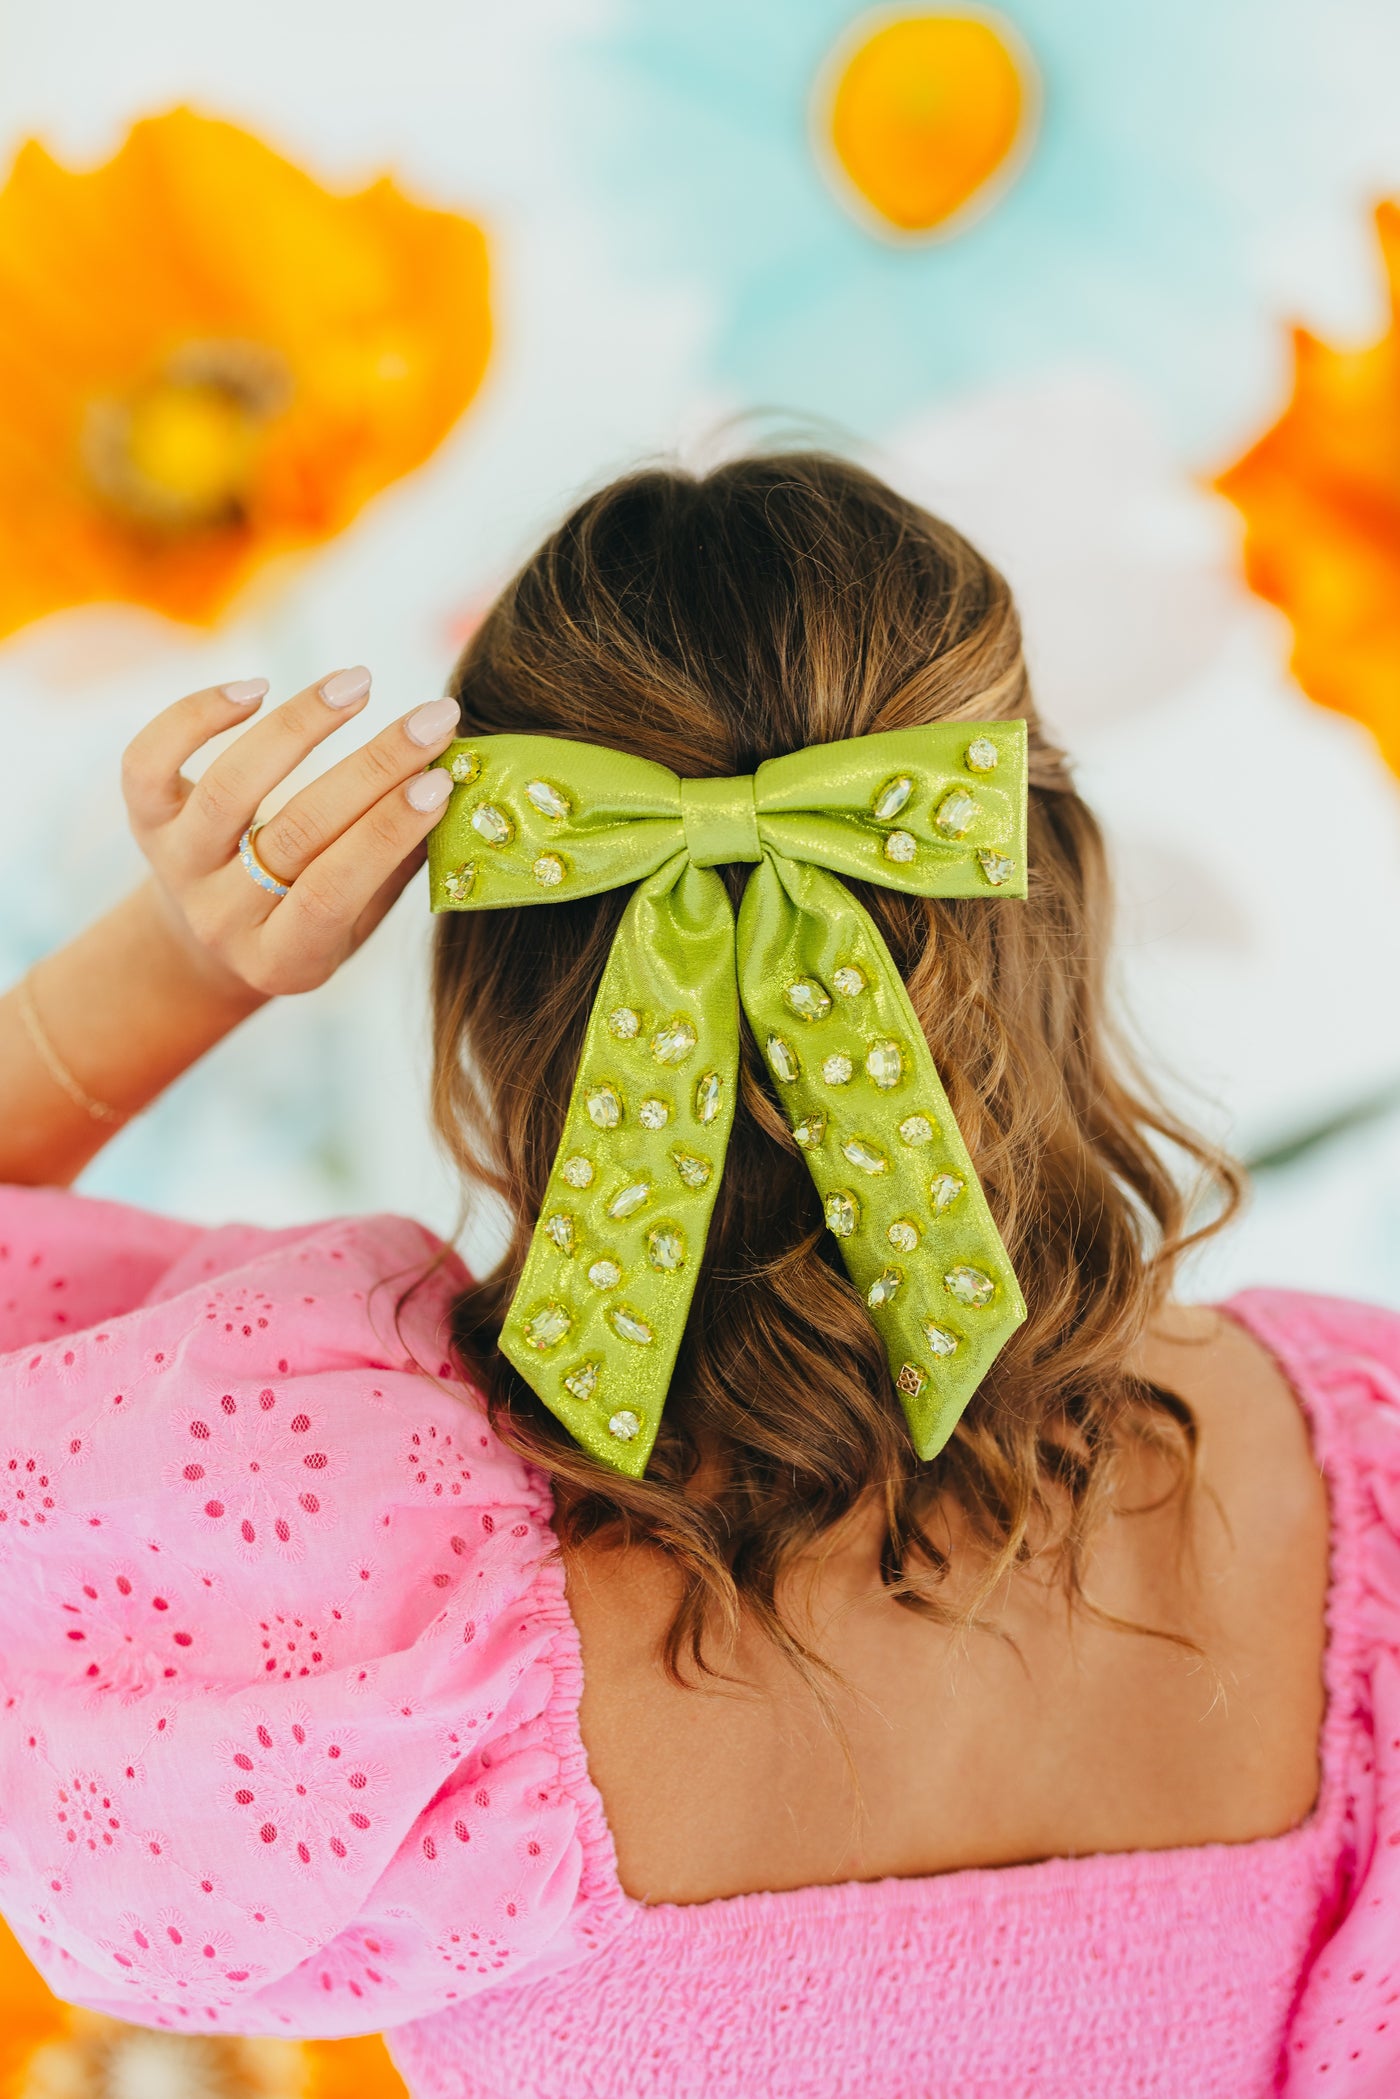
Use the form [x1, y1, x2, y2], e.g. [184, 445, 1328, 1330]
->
[471, 802, 514, 846]
[824, 1190, 859, 1237]
[607, 1182, 651, 1220]
[929, 1173, 965, 1213]
[865, 1041, 903, 1090]
[586, 1086, 623, 1129]
[525, 779, 571, 819]
[651, 1017, 698, 1066]
[934, 789, 978, 839]
[873, 775, 913, 820]
[448, 749, 481, 785]
[784, 977, 832, 1021]
[767, 1036, 800, 1084]
[524, 1302, 571, 1351]
[609, 1307, 654, 1347]
[694, 1071, 722, 1125]
[545, 1213, 576, 1255]
[977, 849, 1016, 887]
[922, 1320, 961, 1357]
[647, 1225, 686, 1271]
[443, 863, 476, 903]
[564, 1360, 600, 1402]
[792, 1112, 827, 1149]
[672, 1149, 713, 1190]
[866, 1268, 903, 1308]
[945, 1265, 995, 1308]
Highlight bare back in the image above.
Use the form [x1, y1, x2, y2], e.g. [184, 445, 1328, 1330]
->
[566, 1307, 1331, 1906]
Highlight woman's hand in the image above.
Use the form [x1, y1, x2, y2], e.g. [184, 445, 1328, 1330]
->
[122, 666, 460, 1001]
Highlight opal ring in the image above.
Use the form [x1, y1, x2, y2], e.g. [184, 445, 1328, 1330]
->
[238, 823, 291, 900]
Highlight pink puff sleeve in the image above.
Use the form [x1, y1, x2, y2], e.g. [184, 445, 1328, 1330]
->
[0, 1186, 623, 2037]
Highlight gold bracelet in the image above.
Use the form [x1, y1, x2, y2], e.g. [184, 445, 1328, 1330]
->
[16, 974, 127, 1127]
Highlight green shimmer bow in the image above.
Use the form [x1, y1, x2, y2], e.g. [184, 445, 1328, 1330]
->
[428, 724, 1028, 1478]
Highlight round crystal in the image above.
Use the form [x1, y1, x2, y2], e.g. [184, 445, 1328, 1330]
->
[977, 849, 1015, 887]
[899, 1114, 935, 1147]
[525, 779, 571, 820]
[561, 1153, 594, 1188]
[792, 1113, 827, 1149]
[965, 737, 998, 774]
[694, 1070, 722, 1125]
[896, 1362, 927, 1398]
[647, 1225, 686, 1271]
[767, 1035, 800, 1084]
[945, 1265, 995, 1308]
[586, 1086, 623, 1130]
[564, 1360, 599, 1402]
[922, 1321, 961, 1357]
[672, 1149, 712, 1190]
[545, 1213, 576, 1255]
[471, 802, 514, 846]
[608, 1006, 641, 1040]
[824, 1190, 859, 1237]
[883, 830, 916, 864]
[609, 1308, 654, 1347]
[651, 1017, 698, 1066]
[929, 1172, 965, 1213]
[833, 966, 867, 997]
[443, 864, 476, 903]
[821, 1053, 854, 1086]
[867, 1268, 903, 1308]
[639, 1096, 671, 1130]
[608, 1408, 642, 1441]
[842, 1137, 889, 1175]
[934, 789, 978, 839]
[887, 1218, 921, 1253]
[532, 853, 565, 888]
[448, 749, 480, 785]
[873, 775, 913, 821]
[607, 1182, 651, 1220]
[587, 1258, 622, 1290]
[865, 1040, 903, 1090]
[784, 977, 832, 1021]
[524, 1303, 570, 1351]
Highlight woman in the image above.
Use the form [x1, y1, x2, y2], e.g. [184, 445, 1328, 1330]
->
[0, 454, 1393, 2098]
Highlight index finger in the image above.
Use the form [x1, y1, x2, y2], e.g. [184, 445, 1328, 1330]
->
[121, 677, 269, 830]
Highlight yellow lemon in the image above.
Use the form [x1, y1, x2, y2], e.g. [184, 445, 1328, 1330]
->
[815, 8, 1038, 241]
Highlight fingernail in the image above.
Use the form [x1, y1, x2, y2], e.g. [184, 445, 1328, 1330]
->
[320, 665, 372, 708]
[406, 767, 453, 813]
[222, 677, 268, 706]
[405, 697, 461, 747]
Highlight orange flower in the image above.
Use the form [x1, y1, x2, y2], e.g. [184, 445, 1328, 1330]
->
[0, 108, 490, 638]
[1217, 203, 1400, 777]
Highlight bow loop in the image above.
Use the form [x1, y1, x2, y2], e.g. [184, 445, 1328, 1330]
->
[429, 721, 1028, 1476]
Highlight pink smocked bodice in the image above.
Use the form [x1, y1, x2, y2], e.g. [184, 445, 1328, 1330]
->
[1, 1186, 1398, 2097]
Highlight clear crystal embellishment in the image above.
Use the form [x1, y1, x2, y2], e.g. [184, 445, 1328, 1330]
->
[695, 1071, 722, 1124]
[639, 1097, 671, 1131]
[647, 1225, 685, 1271]
[587, 1258, 622, 1290]
[545, 1213, 576, 1255]
[977, 849, 1015, 887]
[945, 1265, 995, 1308]
[873, 775, 914, 820]
[929, 1172, 965, 1213]
[608, 1006, 641, 1040]
[609, 1307, 654, 1347]
[922, 1321, 961, 1357]
[792, 1113, 826, 1149]
[672, 1149, 712, 1189]
[825, 1191, 859, 1237]
[651, 1017, 697, 1066]
[525, 779, 571, 819]
[448, 749, 480, 785]
[443, 864, 476, 903]
[965, 737, 998, 774]
[833, 966, 867, 996]
[607, 1182, 651, 1220]
[524, 1303, 571, 1351]
[784, 977, 832, 1021]
[471, 802, 514, 846]
[887, 1218, 921, 1253]
[608, 1408, 641, 1441]
[867, 1268, 903, 1308]
[532, 853, 565, 887]
[561, 1154, 594, 1188]
[767, 1036, 800, 1083]
[821, 1053, 853, 1086]
[883, 829, 917, 864]
[586, 1086, 623, 1129]
[865, 1040, 903, 1090]
[898, 1114, 935, 1147]
[934, 789, 978, 838]
[842, 1137, 889, 1175]
[896, 1362, 927, 1398]
[564, 1360, 599, 1402]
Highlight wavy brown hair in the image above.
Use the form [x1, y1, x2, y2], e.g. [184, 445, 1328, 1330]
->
[430, 451, 1242, 1680]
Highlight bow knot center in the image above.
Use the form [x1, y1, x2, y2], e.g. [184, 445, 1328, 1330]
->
[680, 774, 763, 867]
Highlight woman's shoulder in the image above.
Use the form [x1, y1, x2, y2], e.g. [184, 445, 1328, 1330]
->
[0, 1185, 625, 2037]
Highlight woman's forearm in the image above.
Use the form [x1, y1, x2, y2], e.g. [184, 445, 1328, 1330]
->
[1, 881, 265, 1186]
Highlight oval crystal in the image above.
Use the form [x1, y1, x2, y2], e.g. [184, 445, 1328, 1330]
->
[561, 1153, 594, 1188]
[587, 1259, 622, 1290]
[639, 1096, 671, 1130]
[922, 1320, 961, 1357]
[767, 1035, 800, 1084]
[784, 977, 832, 1021]
[965, 737, 998, 774]
[945, 1265, 995, 1308]
[647, 1225, 686, 1271]
[586, 1086, 623, 1129]
[525, 779, 571, 819]
[873, 775, 913, 821]
[607, 1182, 651, 1220]
[934, 789, 978, 839]
[609, 1307, 654, 1347]
[866, 1268, 903, 1308]
[792, 1112, 827, 1149]
[694, 1070, 722, 1125]
[883, 830, 916, 864]
[471, 802, 514, 847]
[887, 1218, 921, 1253]
[977, 849, 1016, 887]
[822, 1053, 854, 1086]
[833, 966, 867, 996]
[842, 1137, 889, 1175]
[608, 1408, 642, 1441]
[929, 1172, 965, 1213]
[608, 1006, 641, 1040]
[865, 1040, 903, 1090]
[532, 853, 565, 888]
[824, 1190, 860, 1237]
[545, 1213, 576, 1255]
[651, 1017, 698, 1066]
[524, 1303, 571, 1351]
[898, 1113, 935, 1147]
[448, 749, 481, 785]
[564, 1360, 599, 1402]
[672, 1149, 713, 1190]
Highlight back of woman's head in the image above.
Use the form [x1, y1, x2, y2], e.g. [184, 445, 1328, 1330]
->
[431, 450, 1239, 1673]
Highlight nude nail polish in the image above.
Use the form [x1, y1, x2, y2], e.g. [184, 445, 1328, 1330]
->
[320, 665, 372, 708]
[222, 678, 268, 705]
[406, 768, 453, 813]
[405, 697, 461, 747]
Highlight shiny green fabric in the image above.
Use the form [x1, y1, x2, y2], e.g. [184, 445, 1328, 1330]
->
[428, 724, 1028, 1477]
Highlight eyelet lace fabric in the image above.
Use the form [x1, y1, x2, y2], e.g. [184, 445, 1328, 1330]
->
[0, 1187, 1399, 2096]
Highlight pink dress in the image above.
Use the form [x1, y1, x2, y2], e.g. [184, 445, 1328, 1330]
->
[0, 1185, 1398, 2099]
